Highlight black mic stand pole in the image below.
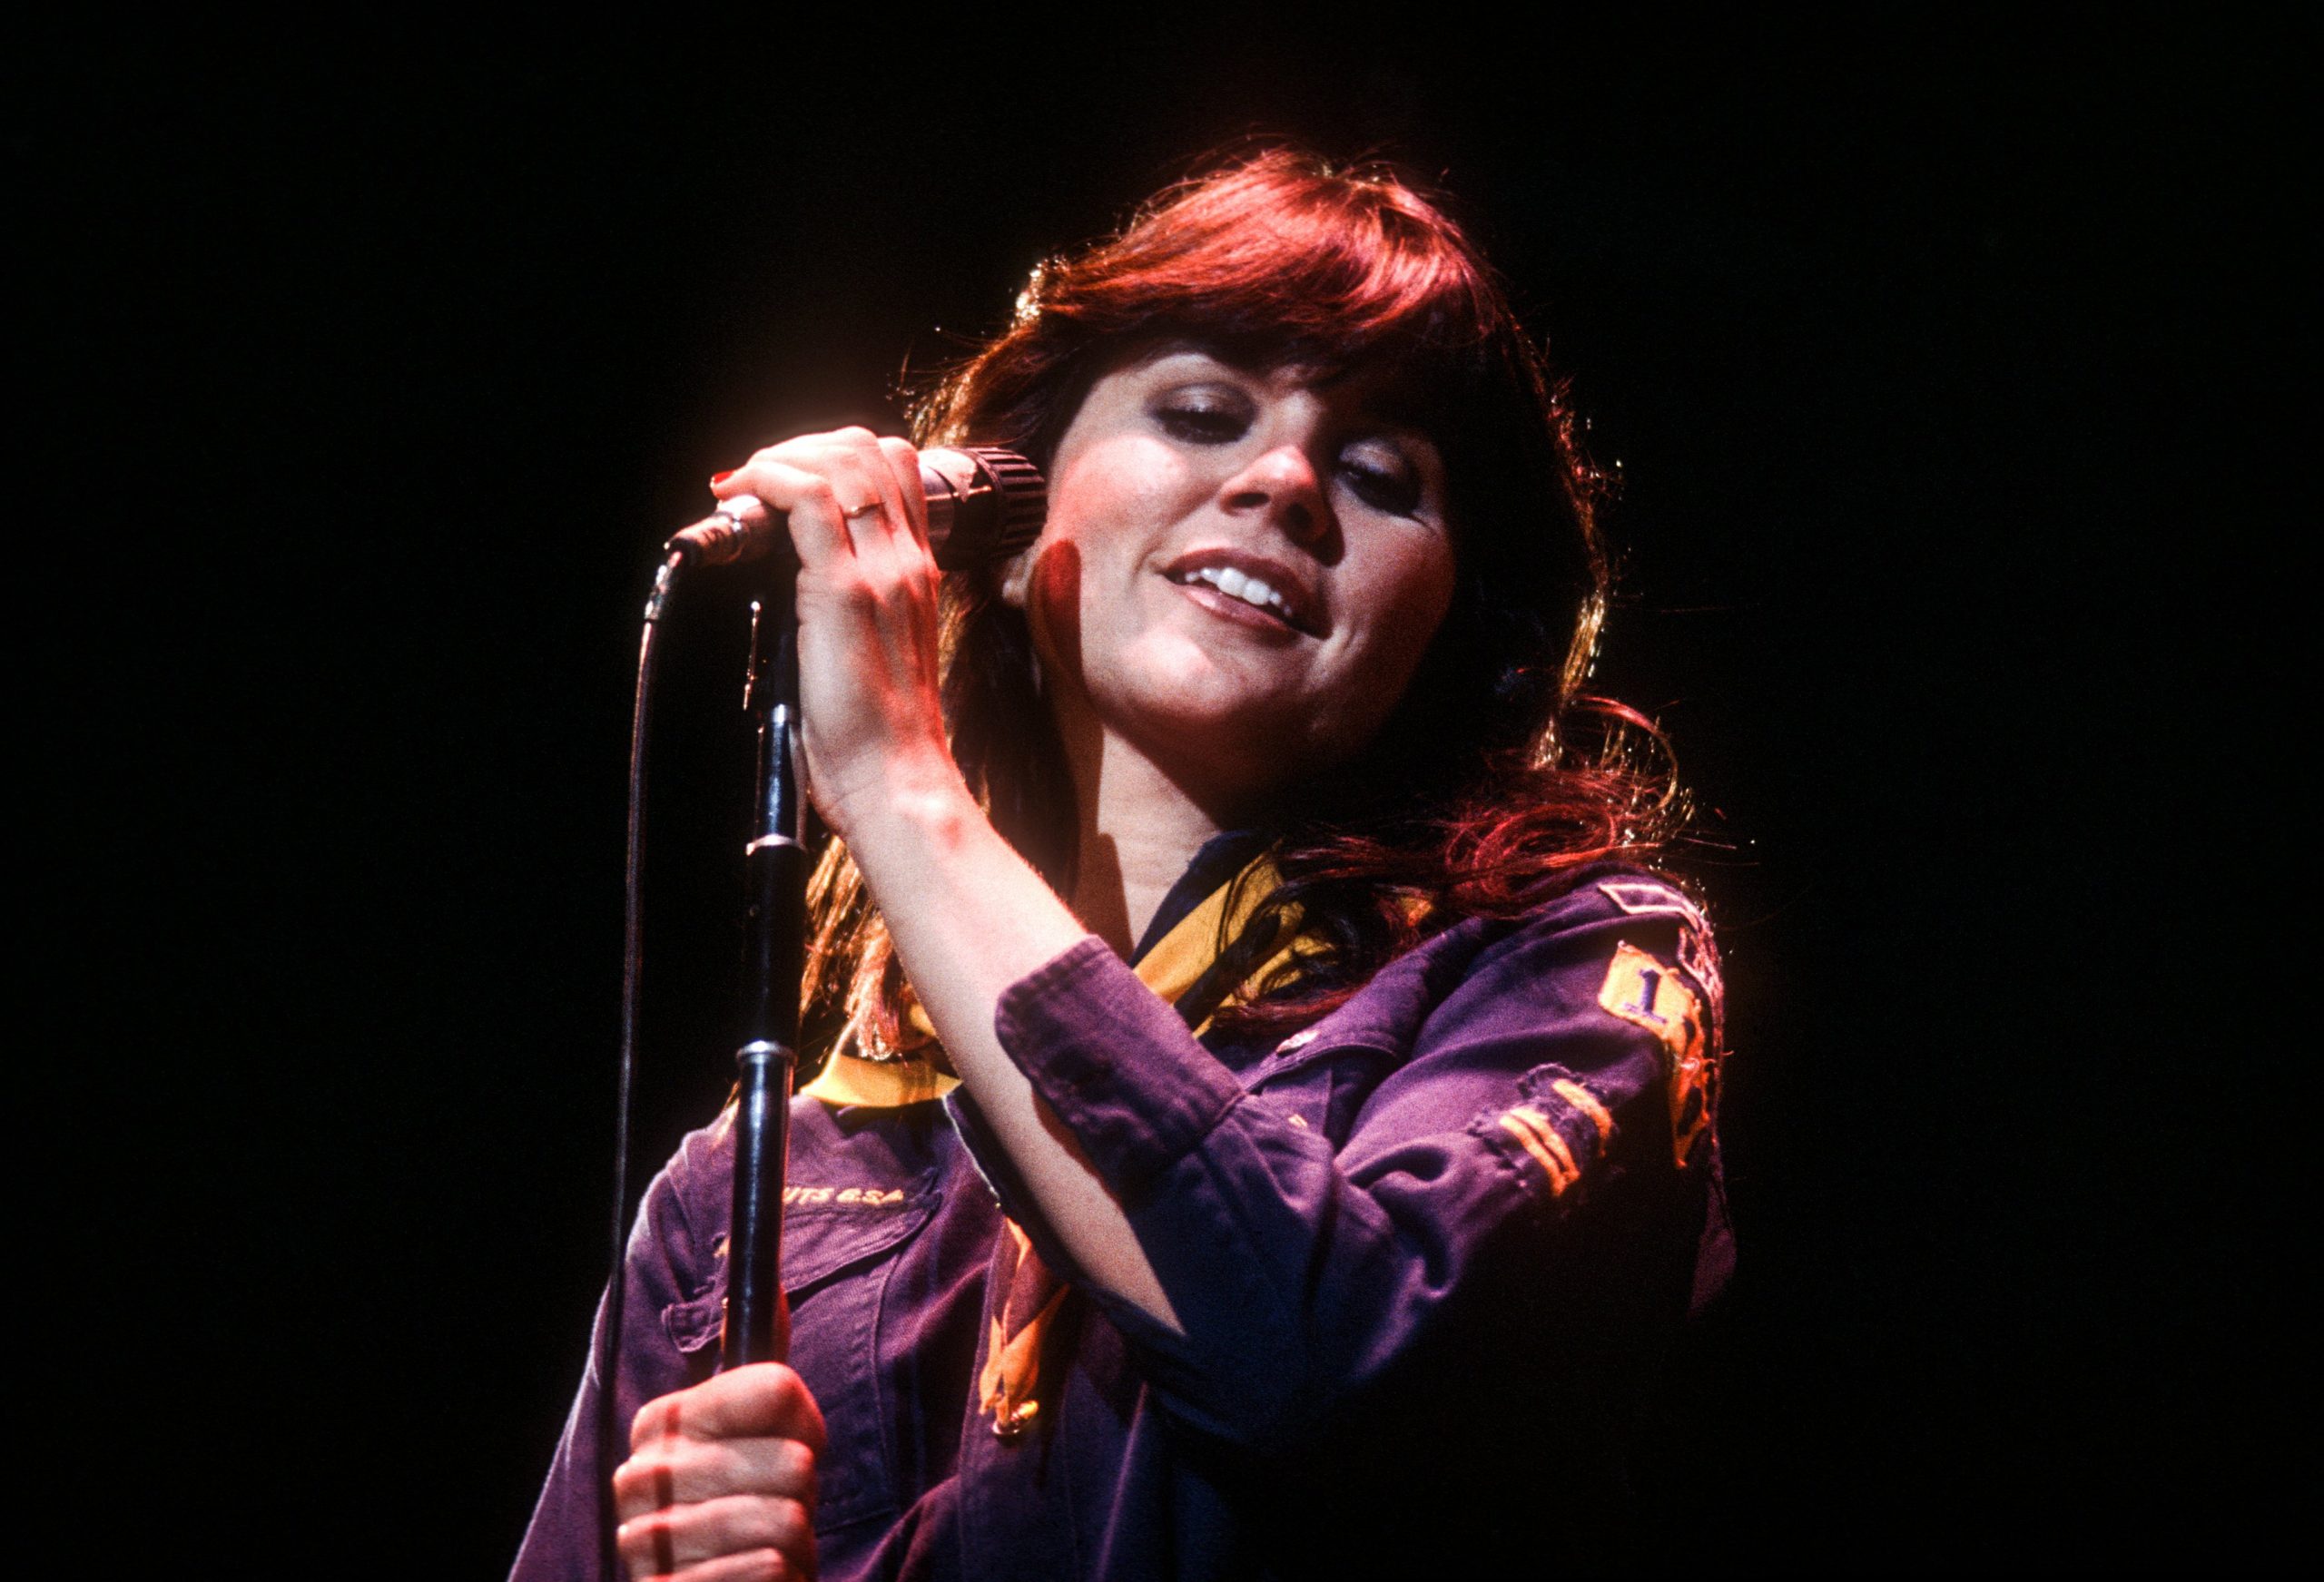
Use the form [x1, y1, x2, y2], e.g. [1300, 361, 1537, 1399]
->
[722, 575, 807, 1369]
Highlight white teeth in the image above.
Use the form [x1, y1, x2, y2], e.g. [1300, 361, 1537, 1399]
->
[1178, 565, 1295, 624]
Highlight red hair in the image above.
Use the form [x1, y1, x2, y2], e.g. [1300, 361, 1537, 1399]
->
[805, 150, 1684, 1056]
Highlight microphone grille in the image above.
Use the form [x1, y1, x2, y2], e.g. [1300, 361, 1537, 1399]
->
[958, 446, 1047, 557]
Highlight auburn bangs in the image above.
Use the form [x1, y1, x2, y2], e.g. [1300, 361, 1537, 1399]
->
[1050, 155, 1513, 381]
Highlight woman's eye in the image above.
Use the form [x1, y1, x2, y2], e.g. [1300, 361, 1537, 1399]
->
[1341, 455, 1423, 516]
[1155, 402, 1249, 444]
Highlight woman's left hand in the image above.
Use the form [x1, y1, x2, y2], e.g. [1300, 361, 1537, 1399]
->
[709, 427, 964, 845]
[611, 1363, 826, 1581]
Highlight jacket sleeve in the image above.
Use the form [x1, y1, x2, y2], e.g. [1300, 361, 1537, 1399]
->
[509, 1125, 725, 1582]
[962, 884, 1721, 1455]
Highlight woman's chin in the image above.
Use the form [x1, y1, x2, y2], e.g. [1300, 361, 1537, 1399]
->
[1070, 641, 1383, 804]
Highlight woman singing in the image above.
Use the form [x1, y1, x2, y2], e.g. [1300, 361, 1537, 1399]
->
[515, 150, 1730, 1581]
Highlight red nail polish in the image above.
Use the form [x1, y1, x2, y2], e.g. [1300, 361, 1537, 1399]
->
[709, 469, 734, 487]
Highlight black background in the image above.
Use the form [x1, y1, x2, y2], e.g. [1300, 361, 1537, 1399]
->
[19, 12, 2302, 1575]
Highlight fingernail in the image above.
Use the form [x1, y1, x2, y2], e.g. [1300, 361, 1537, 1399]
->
[710, 469, 735, 487]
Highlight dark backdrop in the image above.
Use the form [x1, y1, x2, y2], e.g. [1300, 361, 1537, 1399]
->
[20, 13, 2299, 1575]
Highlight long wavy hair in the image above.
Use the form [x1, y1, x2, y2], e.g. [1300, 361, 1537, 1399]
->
[803, 149, 1683, 1062]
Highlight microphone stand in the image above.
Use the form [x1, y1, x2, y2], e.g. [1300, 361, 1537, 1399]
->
[722, 575, 806, 1369]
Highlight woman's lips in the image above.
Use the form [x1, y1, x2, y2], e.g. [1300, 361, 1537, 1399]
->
[1160, 551, 1322, 634]
[1170, 574, 1305, 637]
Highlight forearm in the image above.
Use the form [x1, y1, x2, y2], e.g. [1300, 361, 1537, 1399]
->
[842, 773, 1185, 1332]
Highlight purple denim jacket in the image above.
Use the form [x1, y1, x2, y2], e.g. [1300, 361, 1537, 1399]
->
[513, 864, 1730, 1580]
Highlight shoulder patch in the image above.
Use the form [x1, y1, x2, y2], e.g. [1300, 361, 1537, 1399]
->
[1597, 879, 1723, 1018]
[1597, 940, 1714, 1167]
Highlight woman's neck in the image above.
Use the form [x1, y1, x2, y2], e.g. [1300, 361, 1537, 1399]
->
[1059, 717, 1244, 958]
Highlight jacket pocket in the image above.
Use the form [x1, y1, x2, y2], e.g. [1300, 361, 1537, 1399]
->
[782, 1176, 945, 1531]
[657, 1174, 941, 1530]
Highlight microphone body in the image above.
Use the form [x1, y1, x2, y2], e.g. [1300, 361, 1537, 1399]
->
[667, 446, 1045, 571]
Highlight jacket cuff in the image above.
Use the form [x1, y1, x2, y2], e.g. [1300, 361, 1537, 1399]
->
[991, 935, 1246, 1199]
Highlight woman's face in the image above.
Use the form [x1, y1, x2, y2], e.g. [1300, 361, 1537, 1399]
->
[1011, 345, 1458, 809]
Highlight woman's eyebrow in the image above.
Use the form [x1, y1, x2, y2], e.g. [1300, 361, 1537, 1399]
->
[1136, 340, 1246, 374]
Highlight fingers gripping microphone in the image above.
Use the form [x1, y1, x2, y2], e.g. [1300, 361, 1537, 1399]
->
[666, 446, 1046, 570]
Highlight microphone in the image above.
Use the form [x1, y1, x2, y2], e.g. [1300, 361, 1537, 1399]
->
[667, 446, 1046, 571]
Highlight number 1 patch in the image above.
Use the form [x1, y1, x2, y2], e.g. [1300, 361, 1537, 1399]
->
[1597, 940, 1713, 1166]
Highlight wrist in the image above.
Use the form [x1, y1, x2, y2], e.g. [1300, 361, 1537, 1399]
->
[828, 762, 984, 874]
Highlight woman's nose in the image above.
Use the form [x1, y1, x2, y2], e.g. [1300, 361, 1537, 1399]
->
[1224, 446, 1330, 545]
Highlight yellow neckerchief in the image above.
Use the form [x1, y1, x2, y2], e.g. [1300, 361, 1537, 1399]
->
[799, 855, 1297, 1108]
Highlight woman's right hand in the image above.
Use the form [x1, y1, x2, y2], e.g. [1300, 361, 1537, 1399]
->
[708, 428, 967, 848]
[611, 1363, 826, 1581]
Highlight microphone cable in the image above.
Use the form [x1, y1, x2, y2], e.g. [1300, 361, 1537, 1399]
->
[598, 549, 683, 1578]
